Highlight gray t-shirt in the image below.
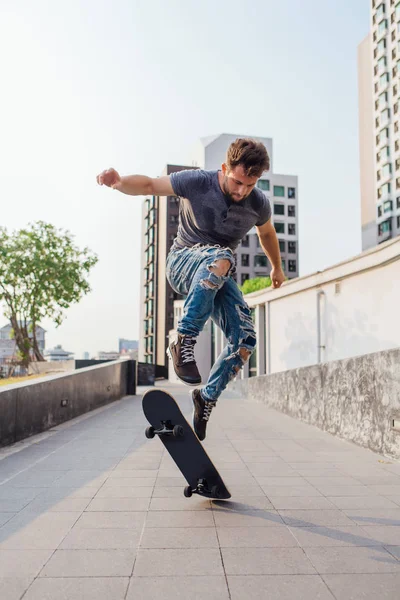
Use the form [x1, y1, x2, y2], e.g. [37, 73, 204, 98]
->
[169, 169, 271, 251]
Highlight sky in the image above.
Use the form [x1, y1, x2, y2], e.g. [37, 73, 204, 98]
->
[0, 0, 370, 358]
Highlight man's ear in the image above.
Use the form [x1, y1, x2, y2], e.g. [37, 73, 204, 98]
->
[221, 163, 228, 175]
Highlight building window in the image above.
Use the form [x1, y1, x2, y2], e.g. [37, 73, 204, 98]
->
[254, 255, 268, 268]
[378, 218, 392, 235]
[273, 185, 285, 197]
[378, 19, 388, 36]
[288, 223, 296, 235]
[393, 48, 398, 60]
[384, 199, 393, 212]
[279, 240, 286, 253]
[274, 222, 285, 234]
[397, 196, 400, 207]
[396, 140, 400, 151]
[392, 29, 396, 42]
[376, 3, 386, 19]
[274, 204, 285, 215]
[288, 205, 296, 217]
[241, 254, 249, 266]
[393, 65, 398, 77]
[378, 205, 383, 217]
[395, 103, 399, 115]
[395, 122, 399, 133]
[380, 182, 392, 196]
[376, 117, 380, 128]
[382, 162, 392, 177]
[377, 169, 382, 181]
[241, 274, 249, 285]
[288, 260, 297, 272]
[394, 85, 398, 97]
[378, 55, 387, 70]
[381, 108, 391, 122]
[375, 82, 379, 94]
[379, 91, 388, 107]
[288, 241, 297, 253]
[257, 179, 270, 191]
[241, 235, 249, 247]
[169, 214, 179, 224]
[281, 259, 286, 270]
[288, 187, 296, 199]
[380, 72, 389, 87]
[397, 177, 400, 188]
[396, 158, 400, 170]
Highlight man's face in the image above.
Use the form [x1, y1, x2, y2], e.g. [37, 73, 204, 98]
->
[221, 164, 259, 202]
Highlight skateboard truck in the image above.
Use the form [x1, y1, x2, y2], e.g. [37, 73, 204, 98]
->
[145, 420, 184, 439]
[184, 478, 223, 499]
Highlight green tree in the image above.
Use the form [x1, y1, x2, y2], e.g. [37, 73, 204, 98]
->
[240, 276, 272, 295]
[0, 221, 98, 366]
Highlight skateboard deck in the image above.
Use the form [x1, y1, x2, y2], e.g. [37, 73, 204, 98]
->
[142, 388, 231, 500]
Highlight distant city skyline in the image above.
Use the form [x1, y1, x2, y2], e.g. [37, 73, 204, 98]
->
[1, 0, 369, 357]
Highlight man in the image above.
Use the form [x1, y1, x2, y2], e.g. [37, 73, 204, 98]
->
[97, 138, 285, 440]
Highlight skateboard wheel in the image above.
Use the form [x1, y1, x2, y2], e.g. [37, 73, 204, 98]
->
[211, 485, 222, 499]
[173, 425, 184, 438]
[145, 426, 155, 439]
[184, 485, 193, 498]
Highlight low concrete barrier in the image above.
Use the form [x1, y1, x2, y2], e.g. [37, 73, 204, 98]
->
[0, 360, 136, 447]
[231, 348, 400, 459]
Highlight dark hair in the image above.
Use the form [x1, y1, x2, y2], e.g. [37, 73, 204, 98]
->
[226, 138, 270, 177]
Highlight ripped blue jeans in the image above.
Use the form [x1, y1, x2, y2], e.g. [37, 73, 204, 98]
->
[166, 244, 256, 402]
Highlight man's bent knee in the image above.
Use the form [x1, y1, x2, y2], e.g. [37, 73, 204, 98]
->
[208, 258, 232, 277]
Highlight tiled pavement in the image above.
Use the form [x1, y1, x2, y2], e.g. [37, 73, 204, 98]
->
[0, 382, 399, 599]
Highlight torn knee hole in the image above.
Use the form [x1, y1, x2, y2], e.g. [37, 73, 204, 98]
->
[207, 258, 232, 277]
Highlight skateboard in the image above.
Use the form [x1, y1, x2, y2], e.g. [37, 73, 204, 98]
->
[142, 388, 231, 500]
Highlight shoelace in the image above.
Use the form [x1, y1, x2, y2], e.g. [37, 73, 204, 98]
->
[203, 401, 216, 421]
[180, 336, 196, 364]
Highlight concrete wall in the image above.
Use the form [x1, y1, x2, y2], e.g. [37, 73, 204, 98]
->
[246, 236, 400, 375]
[0, 360, 136, 447]
[231, 347, 400, 459]
[28, 360, 75, 375]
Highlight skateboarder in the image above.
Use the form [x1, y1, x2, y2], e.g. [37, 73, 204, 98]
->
[97, 138, 285, 440]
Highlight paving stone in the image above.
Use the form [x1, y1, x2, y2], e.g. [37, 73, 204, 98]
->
[221, 547, 316, 575]
[0, 549, 53, 577]
[60, 527, 142, 549]
[269, 496, 335, 510]
[228, 575, 334, 599]
[140, 527, 218, 548]
[85, 497, 150, 511]
[278, 509, 355, 528]
[40, 549, 136, 577]
[126, 576, 229, 600]
[23, 577, 129, 600]
[289, 526, 380, 547]
[133, 548, 223, 576]
[327, 496, 399, 509]
[322, 573, 400, 599]
[304, 546, 400, 574]
[0, 577, 34, 600]
[217, 526, 298, 547]
[74, 511, 146, 529]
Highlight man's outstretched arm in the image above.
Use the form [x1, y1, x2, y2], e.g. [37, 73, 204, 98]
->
[256, 219, 286, 289]
[96, 168, 175, 196]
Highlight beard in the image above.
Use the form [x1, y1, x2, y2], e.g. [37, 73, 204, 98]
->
[222, 176, 248, 203]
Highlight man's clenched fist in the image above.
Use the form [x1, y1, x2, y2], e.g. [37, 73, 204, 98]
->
[96, 168, 122, 189]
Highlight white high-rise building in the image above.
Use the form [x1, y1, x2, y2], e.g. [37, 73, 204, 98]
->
[190, 133, 299, 283]
[359, 1, 400, 249]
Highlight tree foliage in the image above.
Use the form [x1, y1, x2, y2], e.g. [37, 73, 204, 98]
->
[0, 221, 98, 365]
[240, 276, 272, 295]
